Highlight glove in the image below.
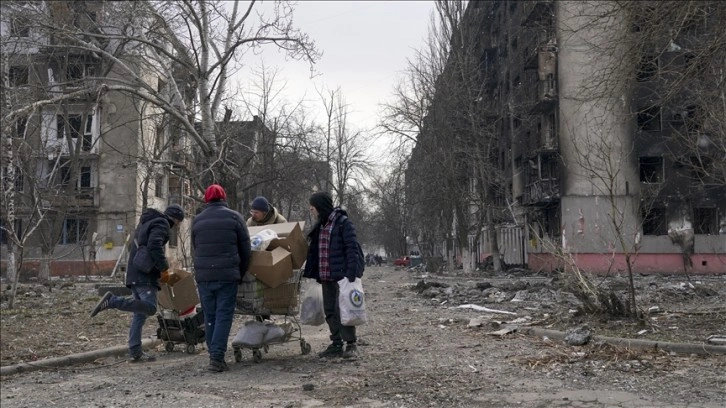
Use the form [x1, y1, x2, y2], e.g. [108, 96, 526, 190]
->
[160, 269, 170, 284]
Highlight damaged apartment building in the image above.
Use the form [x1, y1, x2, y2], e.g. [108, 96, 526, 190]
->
[1, 1, 194, 278]
[431, 1, 725, 273]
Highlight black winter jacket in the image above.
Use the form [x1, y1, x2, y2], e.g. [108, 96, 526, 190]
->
[303, 209, 360, 283]
[126, 208, 172, 289]
[192, 201, 251, 283]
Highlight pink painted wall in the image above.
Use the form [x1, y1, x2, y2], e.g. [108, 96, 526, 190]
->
[528, 253, 726, 274]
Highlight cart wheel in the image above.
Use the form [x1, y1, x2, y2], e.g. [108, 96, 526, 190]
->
[186, 344, 196, 354]
[300, 340, 311, 355]
[263, 344, 269, 353]
[165, 342, 175, 352]
[233, 347, 242, 363]
[253, 349, 263, 363]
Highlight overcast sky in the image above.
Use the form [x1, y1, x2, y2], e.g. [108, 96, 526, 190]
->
[233, 1, 436, 157]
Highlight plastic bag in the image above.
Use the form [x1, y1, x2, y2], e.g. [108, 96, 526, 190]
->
[299, 279, 325, 326]
[250, 229, 278, 251]
[231, 320, 268, 348]
[263, 322, 293, 344]
[338, 277, 367, 326]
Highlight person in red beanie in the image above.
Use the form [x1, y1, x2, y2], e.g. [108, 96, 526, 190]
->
[192, 184, 250, 372]
[204, 184, 227, 202]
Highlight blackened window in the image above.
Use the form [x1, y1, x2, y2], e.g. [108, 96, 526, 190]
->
[61, 218, 88, 244]
[639, 157, 664, 183]
[693, 208, 718, 235]
[636, 55, 658, 81]
[9, 66, 28, 86]
[79, 166, 92, 188]
[642, 207, 667, 235]
[58, 115, 83, 139]
[169, 226, 178, 248]
[12, 117, 27, 138]
[154, 174, 165, 198]
[59, 162, 72, 186]
[637, 106, 662, 131]
[0, 219, 23, 244]
[10, 18, 30, 37]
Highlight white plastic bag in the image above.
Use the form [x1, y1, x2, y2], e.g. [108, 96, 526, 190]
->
[338, 278, 367, 326]
[231, 320, 268, 347]
[299, 279, 325, 326]
[250, 229, 278, 251]
[263, 322, 293, 344]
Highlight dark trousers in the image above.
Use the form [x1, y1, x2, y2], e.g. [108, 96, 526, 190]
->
[321, 280, 356, 345]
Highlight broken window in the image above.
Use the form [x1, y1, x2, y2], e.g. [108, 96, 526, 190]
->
[0, 219, 23, 244]
[79, 166, 92, 188]
[636, 55, 658, 82]
[61, 217, 88, 245]
[57, 115, 82, 139]
[642, 207, 667, 235]
[57, 114, 93, 150]
[58, 161, 72, 186]
[639, 156, 664, 183]
[693, 208, 718, 235]
[9, 66, 29, 86]
[10, 17, 30, 37]
[11, 117, 27, 138]
[690, 156, 715, 184]
[154, 174, 165, 198]
[637, 106, 661, 132]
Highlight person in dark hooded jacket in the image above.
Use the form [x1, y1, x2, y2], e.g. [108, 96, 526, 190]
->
[193, 184, 251, 372]
[90, 204, 185, 362]
[303, 191, 361, 359]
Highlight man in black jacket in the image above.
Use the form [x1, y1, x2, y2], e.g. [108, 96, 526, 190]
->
[90, 204, 185, 363]
[193, 184, 251, 372]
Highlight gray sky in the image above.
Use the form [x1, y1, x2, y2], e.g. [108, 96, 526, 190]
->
[234, 1, 435, 136]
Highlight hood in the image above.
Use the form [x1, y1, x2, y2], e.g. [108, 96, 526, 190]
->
[139, 208, 165, 224]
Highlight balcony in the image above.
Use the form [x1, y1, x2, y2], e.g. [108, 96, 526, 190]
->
[522, 179, 560, 206]
[40, 187, 99, 209]
[531, 77, 558, 113]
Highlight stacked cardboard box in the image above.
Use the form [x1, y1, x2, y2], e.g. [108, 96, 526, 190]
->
[247, 222, 307, 287]
[241, 222, 308, 314]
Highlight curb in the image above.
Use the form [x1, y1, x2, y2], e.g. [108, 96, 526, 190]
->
[522, 327, 726, 356]
[0, 338, 162, 377]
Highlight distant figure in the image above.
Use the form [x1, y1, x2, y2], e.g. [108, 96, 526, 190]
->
[246, 196, 287, 226]
[90, 204, 185, 363]
[375, 255, 382, 267]
[193, 184, 251, 372]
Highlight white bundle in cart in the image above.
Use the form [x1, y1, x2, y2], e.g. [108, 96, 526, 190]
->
[232, 320, 293, 347]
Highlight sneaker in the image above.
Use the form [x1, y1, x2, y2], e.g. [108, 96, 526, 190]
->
[207, 359, 229, 372]
[90, 292, 113, 317]
[129, 353, 156, 363]
[342, 343, 358, 359]
[318, 343, 344, 358]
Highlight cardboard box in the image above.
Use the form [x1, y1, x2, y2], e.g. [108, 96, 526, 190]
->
[248, 222, 308, 269]
[158, 269, 199, 313]
[248, 246, 293, 288]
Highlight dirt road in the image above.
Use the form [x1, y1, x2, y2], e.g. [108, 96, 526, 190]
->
[1, 266, 725, 407]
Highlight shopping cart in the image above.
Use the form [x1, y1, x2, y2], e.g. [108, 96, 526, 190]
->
[156, 305, 205, 354]
[233, 269, 311, 363]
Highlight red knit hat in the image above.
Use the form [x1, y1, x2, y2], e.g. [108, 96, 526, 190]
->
[204, 184, 227, 203]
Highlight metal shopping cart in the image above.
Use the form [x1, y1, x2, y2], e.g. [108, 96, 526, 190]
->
[156, 305, 205, 354]
[233, 269, 311, 363]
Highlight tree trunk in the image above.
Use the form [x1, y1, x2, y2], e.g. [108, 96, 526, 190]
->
[38, 257, 51, 282]
[6, 248, 18, 309]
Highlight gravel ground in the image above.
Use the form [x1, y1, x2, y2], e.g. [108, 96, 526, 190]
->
[1, 266, 725, 407]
